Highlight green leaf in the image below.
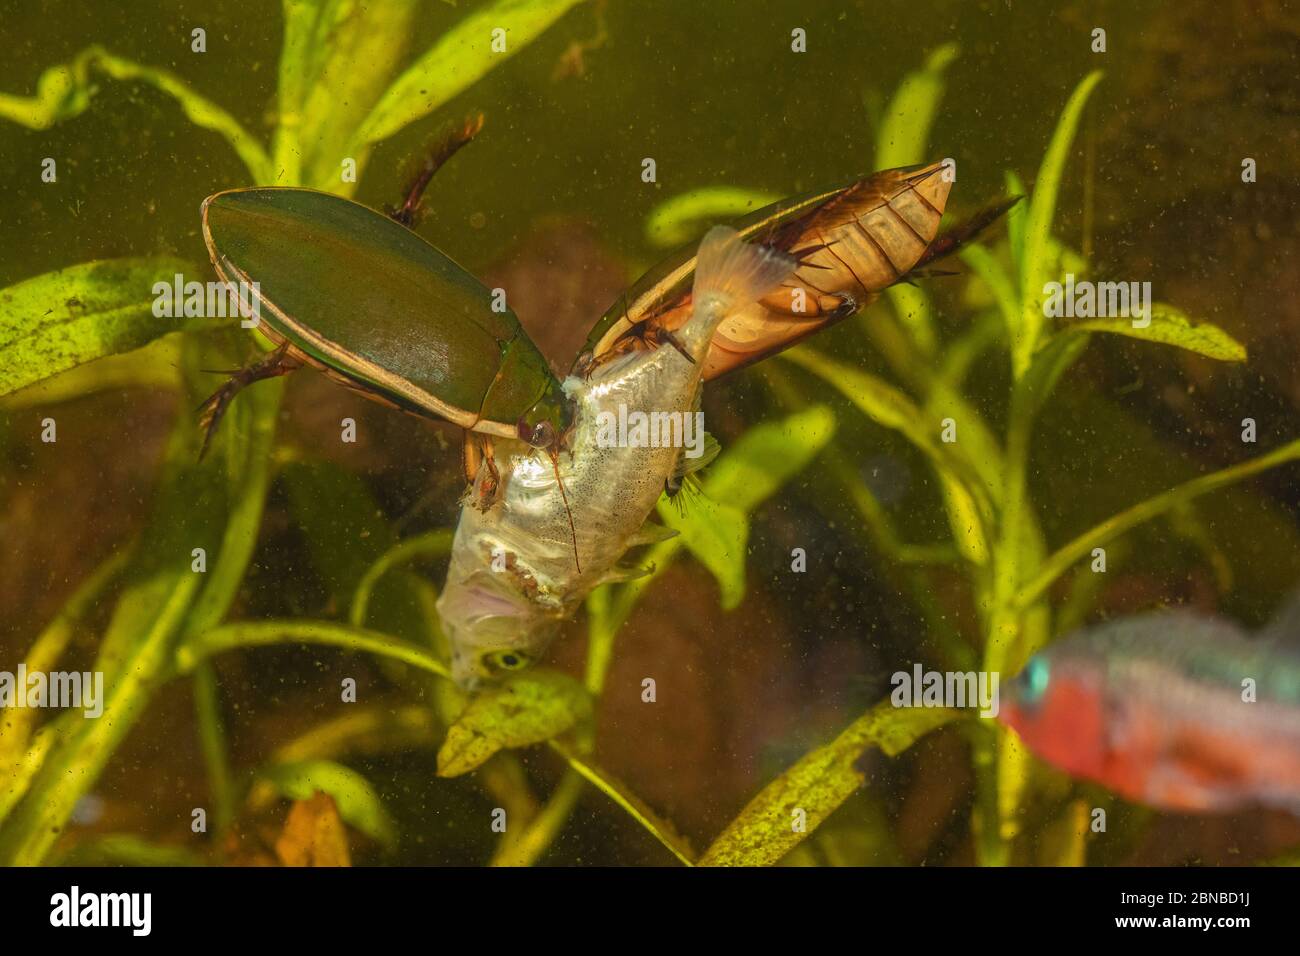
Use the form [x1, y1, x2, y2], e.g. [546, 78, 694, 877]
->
[1014, 70, 1103, 377]
[1067, 303, 1246, 362]
[658, 493, 749, 610]
[352, 0, 585, 149]
[0, 257, 197, 398]
[874, 44, 958, 355]
[702, 404, 836, 511]
[351, 529, 454, 628]
[874, 42, 959, 170]
[781, 347, 994, 550]
[0, 60, 91, 128]
[1019, 329, 1090, 417]
[698, 701, 958, 866]
[959, 243, 1018, 342]
[1016, 437, 1300, 609]
[0, 48, 271, 181]
[176, 619, 450, 679]
[259, 759, 397, 847]
[437, 670, 592, 777]
[655, 405, 835, 610]
[644, 187, 781, 248]
[0, 337, 182, 409]
[549, 739, 696, 865]
[1004, 170, 1027, 271]
[287, 0, 423, 189]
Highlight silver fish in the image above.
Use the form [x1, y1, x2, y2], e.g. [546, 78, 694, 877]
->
[436, 227, 797, 687]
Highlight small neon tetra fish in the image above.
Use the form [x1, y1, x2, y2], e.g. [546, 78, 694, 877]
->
[999, 607, 1300, 814]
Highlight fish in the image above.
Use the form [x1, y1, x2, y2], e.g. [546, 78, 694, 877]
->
[998, 608, 1300, 814]
[436, 226, 797, 687]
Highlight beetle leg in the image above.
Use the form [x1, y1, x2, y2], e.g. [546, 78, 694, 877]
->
[388, 113, 485, 229]
[829, 291, 859, 321]
[462, 430, 484, 484]
[197, 342, 300, 459]
[463, 432, 503, 512]
[656, 328, 696, 364]
[906, 195, 1022, 274]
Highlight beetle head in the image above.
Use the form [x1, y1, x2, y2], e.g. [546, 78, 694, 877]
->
[517, 416, 557, 450]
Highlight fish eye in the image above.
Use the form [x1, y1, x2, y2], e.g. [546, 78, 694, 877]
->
[1018, 656, 1051, 707]
[488, 650, 531, 672]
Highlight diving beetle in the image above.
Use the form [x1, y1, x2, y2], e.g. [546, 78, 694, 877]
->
[200, 122, 1002, 687]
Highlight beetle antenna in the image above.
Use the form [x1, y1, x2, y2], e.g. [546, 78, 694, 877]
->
[548, 448, 582, 574]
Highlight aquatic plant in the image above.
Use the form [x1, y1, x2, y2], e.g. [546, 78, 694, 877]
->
[0, 0, 590, 865]
[1, 17, 1296, 869]
[612, 47, 1299, 865]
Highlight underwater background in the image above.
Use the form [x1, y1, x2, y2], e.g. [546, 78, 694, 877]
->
[1, 0, 1298, 866]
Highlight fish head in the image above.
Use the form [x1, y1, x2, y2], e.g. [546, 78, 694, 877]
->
[999, 651, 1110, 780]
[436, 569, 561, 691]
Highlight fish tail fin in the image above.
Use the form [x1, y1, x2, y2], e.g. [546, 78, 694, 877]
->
[691, 226, 797, 314]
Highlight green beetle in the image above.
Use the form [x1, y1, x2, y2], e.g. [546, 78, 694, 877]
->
[198, 149, 1009, 686]
[198, 156, 997, 477]
[199, 186, 569, 464]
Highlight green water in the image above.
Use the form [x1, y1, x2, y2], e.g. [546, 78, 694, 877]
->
[1, 0, 1298, 867]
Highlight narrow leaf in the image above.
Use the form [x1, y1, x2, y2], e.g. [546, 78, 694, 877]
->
[353, 0, 584, 148]
[655, 405, 835, 609]
[291, 0, 422, 189]
[0, 257, 196, 397]
[702, 405, 836, 511]
[176, 619, 451, 679]
[1017, 438, 1300, 609]
[699, 701, 958, 866]
[1015, 71, 1103, 377]
[1068, 303, 1246, 362]
[1019, 329, 1090, 417]
[657, 494, 749, 610]
[644, 187, 780, 248]
[549, 739, 696, 865]
[782, 347, 992, 519]
[437, 670, 592, 777]
[260, 759, 397, 847]
[874, 43, 959, 170]
[0, 49, 271, 181]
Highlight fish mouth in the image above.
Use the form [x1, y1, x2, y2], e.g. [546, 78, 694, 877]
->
[449, 648, 489, 691]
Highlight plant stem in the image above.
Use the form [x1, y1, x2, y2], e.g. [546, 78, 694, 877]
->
[175, 620, 451, 680]
[192, 662, 234, 834]
[489, 770, 585, 867]
[0, 575, 201, 866]
[1016, 439, 1300, 610]
[549, 740, 695, 866]
[351, 530, 454, 628]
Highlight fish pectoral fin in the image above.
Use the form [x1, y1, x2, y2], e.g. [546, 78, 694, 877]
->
[626, 522, 679, 547]
[670, 433, 721, 481]
[592, 563, 655, 587]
